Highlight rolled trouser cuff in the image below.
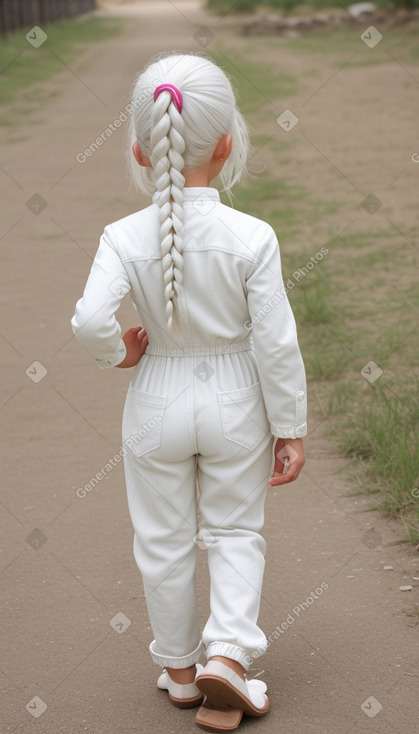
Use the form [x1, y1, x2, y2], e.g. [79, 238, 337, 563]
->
[206, 641, 266, 671]
[149, 639, 205, 669]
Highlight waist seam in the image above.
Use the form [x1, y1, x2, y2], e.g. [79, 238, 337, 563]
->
[145, 339, 252, 357]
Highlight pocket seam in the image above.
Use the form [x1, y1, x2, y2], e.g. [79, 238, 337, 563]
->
[217, 381, 261, 405]
[127, 385, 167, 410]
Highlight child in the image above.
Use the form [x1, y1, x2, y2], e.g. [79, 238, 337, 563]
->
[72, 51, 307, 732]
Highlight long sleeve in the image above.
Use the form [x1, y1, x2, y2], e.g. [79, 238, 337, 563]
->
[246, 227, 307, 439]
[71, 227, 130, 369]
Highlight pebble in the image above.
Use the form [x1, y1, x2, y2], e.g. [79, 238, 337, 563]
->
[383, 565, 394, 571]
[347, 2, 377, 18]
[400, 585, 413, 591]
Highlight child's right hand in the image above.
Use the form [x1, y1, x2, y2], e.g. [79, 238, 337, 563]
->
[269, 437, 305, 486]
[116, 326, 149, 368]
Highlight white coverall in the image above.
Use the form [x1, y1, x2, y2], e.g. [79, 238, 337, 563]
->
[72, 186, 307, 671]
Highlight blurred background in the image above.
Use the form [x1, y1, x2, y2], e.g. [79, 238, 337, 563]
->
[1, 1, 418, 733]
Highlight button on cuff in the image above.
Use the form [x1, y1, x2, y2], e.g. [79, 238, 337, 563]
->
[295, 390, 306, 424]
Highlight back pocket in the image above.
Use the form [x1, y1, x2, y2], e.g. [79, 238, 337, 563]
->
[217, 381, 270, 451]
[123, 386, 166, 458]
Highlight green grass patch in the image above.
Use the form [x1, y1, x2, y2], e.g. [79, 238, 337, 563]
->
[222, 175, 341, 238]
[0, 16, 123, 112]
[334, 381, 419, 532]
[208, 0, 357, 12]
[306, 348, 355, 381]
[303, 225, 419, 537]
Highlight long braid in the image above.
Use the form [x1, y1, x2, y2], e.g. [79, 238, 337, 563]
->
[150, 93, 185, 330]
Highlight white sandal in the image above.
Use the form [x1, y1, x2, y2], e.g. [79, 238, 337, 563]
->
[157, 663, 204, 709]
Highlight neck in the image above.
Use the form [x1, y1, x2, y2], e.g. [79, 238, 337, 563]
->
[183, 170, 212, 187]
[183, 158, 219, 187]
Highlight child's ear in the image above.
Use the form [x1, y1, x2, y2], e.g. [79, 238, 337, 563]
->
[132, 141, 151, 168]
[223, 133, 233, 161]
[213, 133, 233, 163]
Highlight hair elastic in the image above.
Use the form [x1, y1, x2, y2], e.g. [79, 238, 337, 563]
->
[153, 83, 183, 114]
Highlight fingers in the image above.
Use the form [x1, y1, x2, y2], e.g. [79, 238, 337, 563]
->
[122, 326, 147, 346]
[268, 460, 304, 486]
[137, 328, 149, 358]
[123, 325, 147, 338]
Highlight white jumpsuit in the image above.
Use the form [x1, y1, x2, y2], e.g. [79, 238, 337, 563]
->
[72, 186, 307, 671]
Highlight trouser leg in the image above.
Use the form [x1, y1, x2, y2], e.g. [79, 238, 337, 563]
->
[124, 450, 203, 668]
[197, 433, 274, 670]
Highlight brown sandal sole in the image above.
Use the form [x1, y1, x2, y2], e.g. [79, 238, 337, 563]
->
[196, 704, 243, 732]
[195, 675, 269, 718]
[168, 691, 204, 709]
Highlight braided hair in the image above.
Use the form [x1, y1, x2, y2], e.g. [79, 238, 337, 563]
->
[150, 90, 185, 330]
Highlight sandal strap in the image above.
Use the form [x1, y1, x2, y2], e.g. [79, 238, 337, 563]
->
[158, 663, 203, 699]
[247, 678, 268, 694]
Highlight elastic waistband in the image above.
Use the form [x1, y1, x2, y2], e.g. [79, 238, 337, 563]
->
[145, 338, 252, 357]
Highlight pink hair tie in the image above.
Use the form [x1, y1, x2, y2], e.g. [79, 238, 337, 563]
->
[153, 83, 183, 114]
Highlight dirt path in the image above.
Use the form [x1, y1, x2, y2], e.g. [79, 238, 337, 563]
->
[1, 2, 418, 733]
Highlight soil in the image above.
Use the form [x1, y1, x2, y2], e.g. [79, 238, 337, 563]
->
[1, 2, 418, 733]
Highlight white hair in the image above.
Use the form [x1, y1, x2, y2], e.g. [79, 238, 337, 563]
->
[126, 51, 251, 330]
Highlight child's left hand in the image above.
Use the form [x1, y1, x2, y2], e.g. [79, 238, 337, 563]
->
[116, 326, 149, 368]
[269, 437, 305, 486]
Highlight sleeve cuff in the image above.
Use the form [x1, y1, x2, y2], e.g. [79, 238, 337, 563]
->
[270, 390, 307, 438]
[95, 340, 126, 369]
[271, 422, 307, 439]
